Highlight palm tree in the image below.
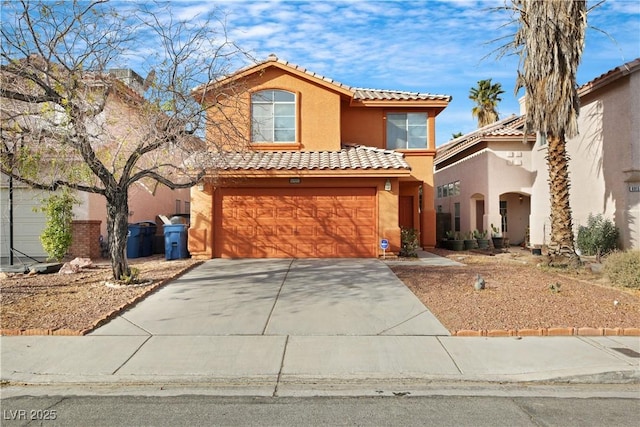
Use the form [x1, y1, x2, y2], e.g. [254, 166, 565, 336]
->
[510, 0, 587, 258]
[469, 79, 505, 127]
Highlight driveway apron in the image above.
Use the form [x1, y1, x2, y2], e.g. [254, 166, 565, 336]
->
[93, 258, 449, 336]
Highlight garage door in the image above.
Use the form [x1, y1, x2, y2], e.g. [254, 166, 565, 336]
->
[0, 186, 49, 259]
[218, 187, 377, 258]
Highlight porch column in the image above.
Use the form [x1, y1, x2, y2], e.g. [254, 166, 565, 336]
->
[422, 182, 437, 248]
[188, 183, 214, 259]
[485, 191, 502, 237]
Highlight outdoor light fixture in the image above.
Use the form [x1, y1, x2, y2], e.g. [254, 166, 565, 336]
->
[385, 179, 392, 191]
[197, 183, 205, 191]
[289, 178, 301, 184]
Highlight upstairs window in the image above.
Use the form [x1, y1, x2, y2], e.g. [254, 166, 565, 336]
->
[251, 90, 296, 142]
[386, 113, 427, 149]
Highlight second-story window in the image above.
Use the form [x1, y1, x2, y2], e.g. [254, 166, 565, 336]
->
[251, 90, 296, 142]
[386, 113, 427, 149]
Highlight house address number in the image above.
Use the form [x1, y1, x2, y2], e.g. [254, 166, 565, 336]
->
[630, 185, 640, 193]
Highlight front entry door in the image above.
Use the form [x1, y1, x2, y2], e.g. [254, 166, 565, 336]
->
[399, 196, 414, 229]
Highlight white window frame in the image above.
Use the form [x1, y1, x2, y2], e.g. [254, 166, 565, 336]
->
[251, 90, 296, 143]
[386, 112, 428, 149]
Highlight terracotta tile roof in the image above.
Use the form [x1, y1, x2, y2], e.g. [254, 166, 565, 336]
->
[217, 145, 411, 171]
[578, 57, 640, 97]
[352, 88, 451, 101]
[198, 54, 451, 102]
[435, 115, 528, 163]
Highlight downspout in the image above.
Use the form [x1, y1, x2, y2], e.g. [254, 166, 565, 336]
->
[9, 168, 13, 266]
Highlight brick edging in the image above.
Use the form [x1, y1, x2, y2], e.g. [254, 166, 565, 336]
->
[1, 261, 203, 337]
[454, 327, 640, 337]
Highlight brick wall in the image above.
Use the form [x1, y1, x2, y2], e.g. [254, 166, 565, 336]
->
[69, 220, 102, 259]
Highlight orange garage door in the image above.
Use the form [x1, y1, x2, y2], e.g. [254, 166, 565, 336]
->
[217, 187, 377, 258]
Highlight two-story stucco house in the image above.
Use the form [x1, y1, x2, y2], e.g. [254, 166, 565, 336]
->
[188, 55, 451, 258]
[434, 58, 640, 251]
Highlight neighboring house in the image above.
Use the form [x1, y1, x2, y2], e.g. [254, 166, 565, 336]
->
[0, 68, 190, 262]
[434, 58, 640, 251]
[189, 55, 451, 258]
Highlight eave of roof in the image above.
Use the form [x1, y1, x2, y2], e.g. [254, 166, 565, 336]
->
[194, 55, 451, 105]
[212, 144, 411, 174]
[578, 57, 640, 97]
[435, 115, 530, 164]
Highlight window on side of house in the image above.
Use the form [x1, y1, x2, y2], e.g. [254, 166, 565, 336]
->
[386, 113, 427, 149]
[500, 200, 508, 233]
[454, 202, 461, 232]
[251, 90, 296, 142]
[437, 186, 443, 198]
[175, 199, 181, 214]
[537, 132, 547, 147]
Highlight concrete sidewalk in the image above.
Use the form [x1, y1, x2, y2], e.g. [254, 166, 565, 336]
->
[1, 258, 638, 396]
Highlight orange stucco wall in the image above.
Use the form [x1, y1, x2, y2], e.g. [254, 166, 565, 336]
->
[341, 104, 385, 148]
[194, 63, 443, 257]
[188, 176, 403, 258]
[403, 152, 437, 247]
[208, 67, 344, 152]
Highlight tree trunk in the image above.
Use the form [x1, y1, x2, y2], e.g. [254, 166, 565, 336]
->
[546, 133, 575, 257]
[106, 190, 130, 280]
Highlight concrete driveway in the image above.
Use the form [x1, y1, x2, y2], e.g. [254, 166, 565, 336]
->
[92, 258, 450, 337]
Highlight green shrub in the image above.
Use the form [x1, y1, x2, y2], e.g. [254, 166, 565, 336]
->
[36, 189, 79, 261]
[576, 214, 619, 257]
[603, 251, 640, 289]
[400, 227, 420, 258]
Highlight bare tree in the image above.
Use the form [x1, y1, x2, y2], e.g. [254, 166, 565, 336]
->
[1, 0, 249, 280]
[502, 0, 588, 259]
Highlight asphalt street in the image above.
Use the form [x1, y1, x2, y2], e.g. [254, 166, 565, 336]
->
[2, 394, 639, 427]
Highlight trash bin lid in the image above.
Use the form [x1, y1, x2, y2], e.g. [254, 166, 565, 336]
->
[136, 221, 156, 227]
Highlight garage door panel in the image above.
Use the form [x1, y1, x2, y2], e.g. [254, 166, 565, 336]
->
[276, 225, 295, 237]
[256, 207, 275, 218]
[276, 207, 295, 218]
[296, 207, 315, 218]
[356, 225, 376, 237]
[256, 226, 275, 237]
[293, 243, 312, 256]
[295, 226, 314, 238]
[219, 188, 376, 258]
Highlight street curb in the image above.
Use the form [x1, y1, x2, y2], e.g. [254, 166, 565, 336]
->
[453, 327, 640, 336]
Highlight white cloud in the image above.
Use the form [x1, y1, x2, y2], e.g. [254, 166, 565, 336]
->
[130, 0, 639, 145]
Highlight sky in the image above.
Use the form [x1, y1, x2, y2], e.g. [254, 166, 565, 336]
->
[3, 0, 638, 146]
[168, 0, 640, 146]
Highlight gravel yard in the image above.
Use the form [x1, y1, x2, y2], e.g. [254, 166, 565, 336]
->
[1, 250, 638, 335]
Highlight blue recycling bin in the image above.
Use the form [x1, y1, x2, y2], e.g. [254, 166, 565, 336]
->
[138, 221, 157, 257]
[163, 224, 188, 260]
[126, 224, 143, 258]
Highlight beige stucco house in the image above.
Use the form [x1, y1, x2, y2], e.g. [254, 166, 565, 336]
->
[1, 69, 190, 262]
[434, 58, 640, 251]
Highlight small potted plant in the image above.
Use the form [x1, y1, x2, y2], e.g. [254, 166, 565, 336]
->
[491, 223, 504, 249]
[463, 231, 477, 250]
[474, 229, 490, 249]
[446, 231, 464, 251]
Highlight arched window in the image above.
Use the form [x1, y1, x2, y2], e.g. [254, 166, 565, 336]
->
[251, 90, 296, 142]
